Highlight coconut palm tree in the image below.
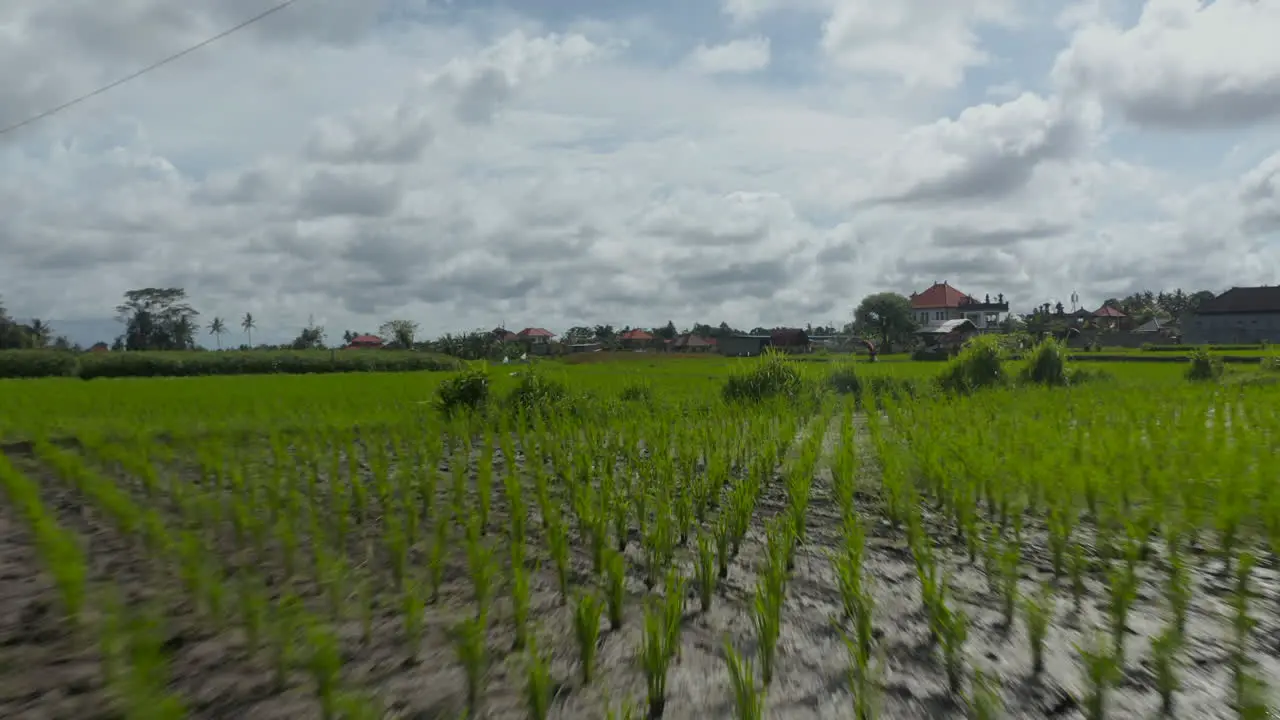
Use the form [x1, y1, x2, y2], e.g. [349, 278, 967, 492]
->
[241, 312, 256, 347]
[208, 316, 226, 349]
[28, 319, 52, 348]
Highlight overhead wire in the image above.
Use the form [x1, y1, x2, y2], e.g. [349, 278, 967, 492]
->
[0, 0, 302, 137]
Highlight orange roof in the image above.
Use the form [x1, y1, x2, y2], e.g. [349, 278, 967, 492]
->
[620, 329, 653, 341]
[910, 282, 971, 309]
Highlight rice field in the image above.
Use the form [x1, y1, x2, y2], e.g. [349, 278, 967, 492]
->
[1, 355, 1278, 719]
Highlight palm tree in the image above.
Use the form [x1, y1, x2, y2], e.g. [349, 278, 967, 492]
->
[28, 319, 52, 348]
[241, 312, 255, 348]
[208, 317, 226, 349]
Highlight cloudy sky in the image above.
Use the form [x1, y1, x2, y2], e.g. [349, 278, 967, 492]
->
[2, 0, 1279, 346]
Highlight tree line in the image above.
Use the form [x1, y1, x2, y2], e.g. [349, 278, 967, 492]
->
[0, 285, 1223, 356]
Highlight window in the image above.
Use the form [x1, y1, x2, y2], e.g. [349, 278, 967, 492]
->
[935, 311, 944, 321]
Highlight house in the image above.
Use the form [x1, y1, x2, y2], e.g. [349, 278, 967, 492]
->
[516, 327, 556, 355]
[619, 328, 655, 349]
[1092, 304, 1128, 330]
[769, 328, 811, 353]
[910, 282, 1009, 329]
[344, 334, 383, 350]
[719, 334, 771, 357]
[517, 328, 554, 343]
[668, 334, 716, 352]
[916, 318, 978, 350]
[88, 342, 110, 353]
[1184, 286, 1280, 344]
[491, 327, 518, 343]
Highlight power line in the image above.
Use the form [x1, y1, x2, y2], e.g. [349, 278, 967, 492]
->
[0, 0, 302, 138]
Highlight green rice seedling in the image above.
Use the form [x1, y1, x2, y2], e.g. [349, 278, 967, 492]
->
[664, 569, 687, 661]
[724, 637, 765, 720]
[830, 543, 865, 624]
[696, 533, 717, 612]
[1150, 624, 1181, 716]
[715, 516, 732, 580]
[752, 578, 784, 686]
[1077, 634, 1120, 720]
[964, 668, 1003, 720]
[1165, 543, 1191, 637]
[1068, 541, 1087, 610]
[465, 522, 498, 621]
[525, 634, 553, 720]
[304, 623, 342, 720]
[547, 511, 572, 604]
[573, 591, 604, 684]
[1024, 584, 1054, 675]
[840, 627, 879, 720]
[1229, 552, 1260, 714]
[1046, 505, 1072, 578]
[997, 541, 1021, 629]
[1105, 560, 1138, 662]
[400, 578, 426, 661]
[937, 599, 969, 696]
[641, 600, 673, 718]
[604, 548, 626, 630]
[427, 507, 450, 604]
[452, 615, 487, 717]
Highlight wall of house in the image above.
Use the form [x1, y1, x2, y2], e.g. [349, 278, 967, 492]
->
[719, 337, 769, 357]
[1066, 332, 1156, 349]
[914, 308, 1007, 329]
[1184, 313, 1280, 344]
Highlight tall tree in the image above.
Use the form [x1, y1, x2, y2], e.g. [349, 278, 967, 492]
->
[115, 288, 199, 351]
[290, 321, 325, 350]
[28, 319, 51, 348]
[208, 316, 226, 349]
[853, 292, 918, 353]
[241, 312, 256, 347]
[378, 319, 419, 349]
[656, 320, 677, 340]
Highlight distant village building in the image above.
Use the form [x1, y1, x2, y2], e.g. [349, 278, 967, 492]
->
[1184, 286, 1280, 344]
[910, 282, 1009, 330]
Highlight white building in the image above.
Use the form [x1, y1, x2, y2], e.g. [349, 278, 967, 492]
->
[909, 282, 1010, 330]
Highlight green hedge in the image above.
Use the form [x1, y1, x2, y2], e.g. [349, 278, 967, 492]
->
[0, 350, 459, 380]
[1140, 343, 1264, 352]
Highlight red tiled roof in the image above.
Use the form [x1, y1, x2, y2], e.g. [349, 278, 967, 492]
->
[350, 335, 383, 344]
[1092, 305, 1126, 317]
[620, 329, 654, 341]
[518, 327, 554, 338]
[910, 282, 971, 309]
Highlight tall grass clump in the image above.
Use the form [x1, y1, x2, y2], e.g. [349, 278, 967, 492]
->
[723, 349, 804, 403]
[434, 362, 490, 416]
[937, 335, 1007, 394]
[1020, 337, 1070, 386]
[506, 367, 569, 417]
[1186, 347, 1224, 381]
[828, 361, 861, 395]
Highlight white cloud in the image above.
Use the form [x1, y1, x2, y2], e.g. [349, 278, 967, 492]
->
[1054, 0, 1280, 129]
[687, 36, 771, 74]
[0, 0, 1276, 349]
[820, 0, 1016, 89]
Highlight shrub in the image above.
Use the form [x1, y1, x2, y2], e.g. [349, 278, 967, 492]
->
[912, 347, 953, 362]
[620, 379, 655, 402]
[938, 335, 1006, 394]
[1020, 338, 1070, 386]
[505, 368, 569, 418]
[722, 349, 803, 403]
[435, 363, 490, 416]
[828, 363, 861, 395]
[1186, 348, 1224, 381]
[0, 351, 79, 379]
